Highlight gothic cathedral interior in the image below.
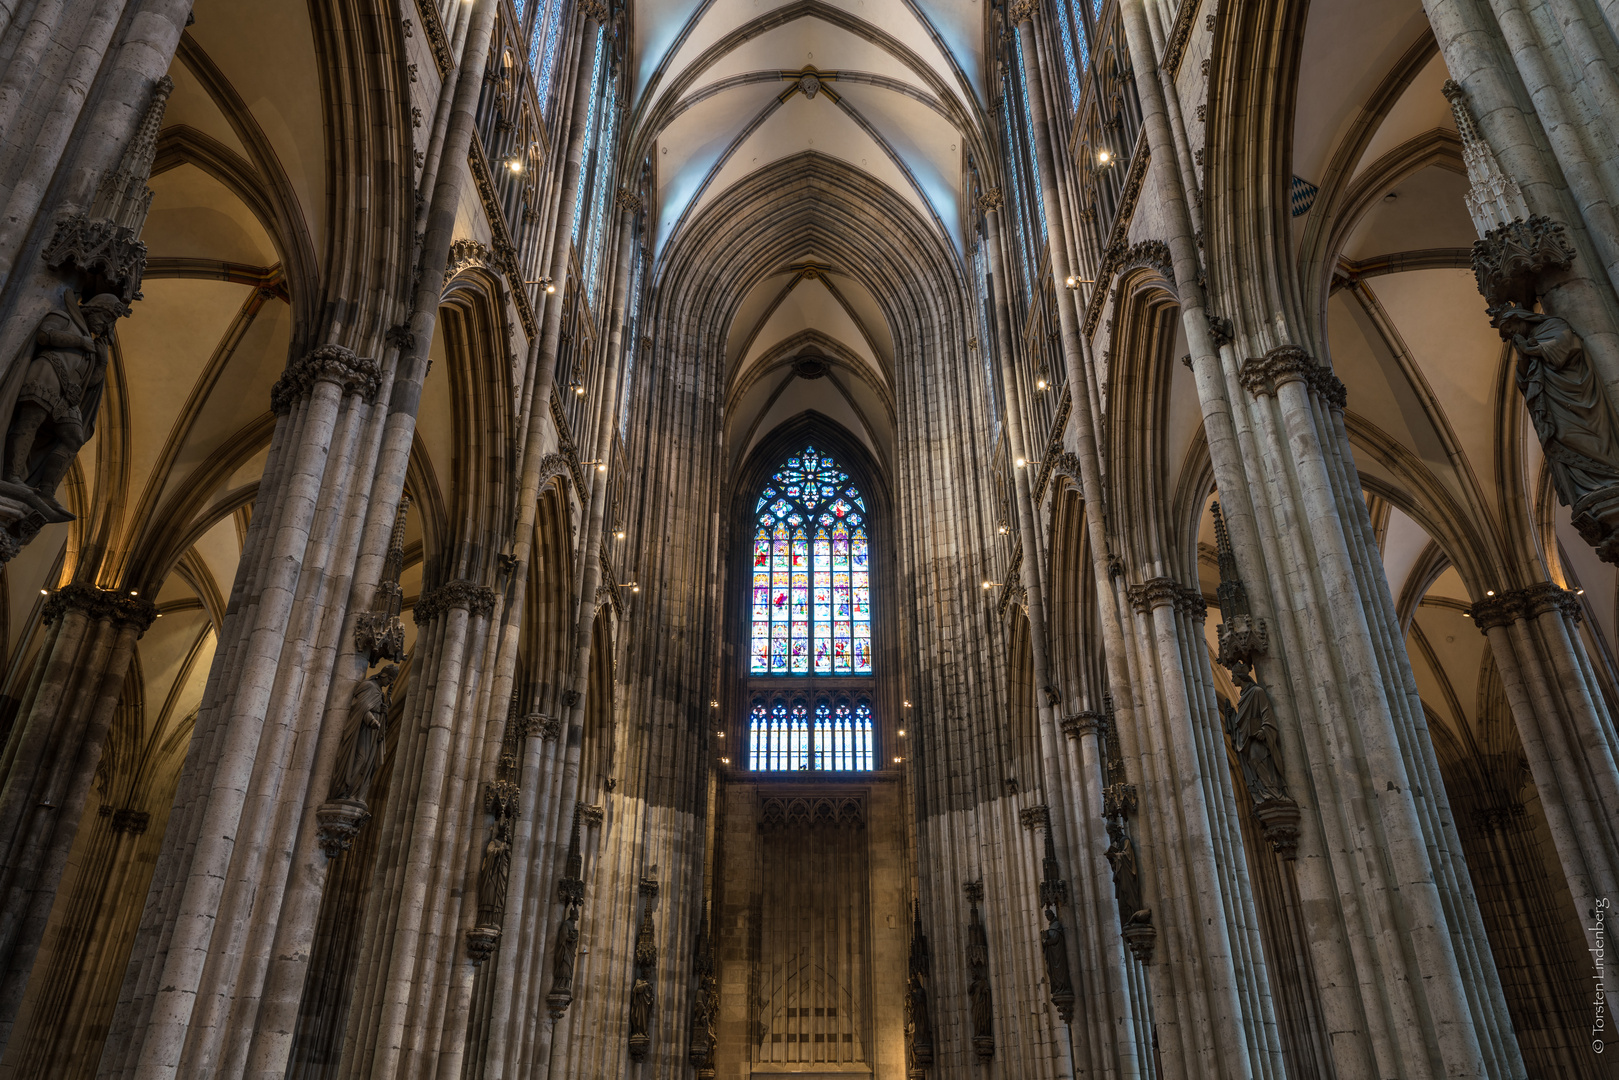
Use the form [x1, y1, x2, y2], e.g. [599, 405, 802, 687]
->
[0, 0, 1614, 1077]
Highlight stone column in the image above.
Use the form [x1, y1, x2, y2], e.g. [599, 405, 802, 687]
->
[521, 1, 608, 456]
[1115, 0, 1527, 1071]
[977, 193, 1088, 1080]
[1008, 4, 1284, 1076]
[1470, 584, 1619, 913]
[0, 583, 155, 1041]
[334, 579, 499, 1080]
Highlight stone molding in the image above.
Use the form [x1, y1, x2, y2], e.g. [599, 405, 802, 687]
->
[1469, 582, 1583, 630]
[270, 345, 382, 414]
[580, 803, 604, 826]
[43, 584, 158, 634]
[315, 798, 370, 858]
[412, 579, 497, 624]
[962, 879, 984, 904]
[758, 795, 865, 830]
[1237, 345, 1347, 410]
[537, 452, 574, 492]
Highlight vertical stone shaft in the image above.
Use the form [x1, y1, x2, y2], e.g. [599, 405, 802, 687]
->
[0, 589, 154, 1041]
[980, 201, 1088, 1078]
[1130, 0, 1527, 1072]
[1011, 6, 1279, 1077]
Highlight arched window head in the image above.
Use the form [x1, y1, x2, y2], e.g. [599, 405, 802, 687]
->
[749, 446, 872, 675]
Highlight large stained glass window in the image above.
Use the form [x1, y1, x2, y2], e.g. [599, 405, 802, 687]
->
[748, 695, 874, 771]
[749, 447, 872, 675]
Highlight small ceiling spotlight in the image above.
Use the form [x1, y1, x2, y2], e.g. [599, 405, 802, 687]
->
[615, 529, 626, 539]
[1097, 148, 1112, 165]
[1577, 587, 1586, 595]
[1485, 589, 1495, 597]
[716, 731, 725, 738]
[621, 582, 640, 593]
[892, 756, 903, 764]
[528, 277, 556, 293]
[571, 382, 585, 395]
[897, 729, 906, 737]
[720, 756, 731, 765]
[981, 580, 994, 590]
[710, 700, 719, 708]
[580, 459, 608, 472]
[998, 523, 1009, 535]
[38, 588, 47, 596]
[506, 156, 523, 174]
[129, 589, 139, 597]
[1016, 457, 1041, 470]
[1036, 378, 1047, 389]
[1063, 274, 1095, 289]
[902, 700, 911, 708]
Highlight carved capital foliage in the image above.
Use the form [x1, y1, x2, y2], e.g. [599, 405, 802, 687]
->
[466, 925, 502, 965]
[580, 803, 604, 826]
[1237, 345, 1347, 410]
[270, 345, 382, 414]
[110, 808, 150, 834]
[1018, 804, 1050, 831]
[578, 0, 608, 23]
[1205, 313, 1234, 348]
[1008, 0, 1035, 24]
[1062, 710, 1104, 740]
[43, 583, 158, 634]
[615, 187, 644, 214]
[975, 187, 1004, 213]
[1472, 214, 1575, 309]
[1125, 576, 1181, 614]
[443, 237, 493, 285]
[537, 452, 573, 492]
[412, 579, 496, 624]
[1469, 582, 1583, 630]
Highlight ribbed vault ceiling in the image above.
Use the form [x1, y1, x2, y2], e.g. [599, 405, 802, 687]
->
[632, 1, 986, 468]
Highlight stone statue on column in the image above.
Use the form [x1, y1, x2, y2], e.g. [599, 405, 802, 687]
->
[316, 664, 399, 857]
[963, 881, 993, 1061]
[1041, 905, 1073, 1012]
[1105, 819, 1149, 930]
[1220, 664, 1287, 803]
[328, 664, 399, 803]
[627, 877, 659, 1060]
[553, 901, 580, 987]
[904, 901, 933, 1076]
[1491, 302, 1619, 557]
[1, 291, 126, 522]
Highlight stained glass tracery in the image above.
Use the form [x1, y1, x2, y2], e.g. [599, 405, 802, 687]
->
[748, 695, 874, 771]
[749, 447, 872, 675]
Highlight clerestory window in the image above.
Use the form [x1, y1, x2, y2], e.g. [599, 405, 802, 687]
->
[748, 447, 872, 675]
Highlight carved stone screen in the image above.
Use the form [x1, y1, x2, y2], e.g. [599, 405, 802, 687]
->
[752, 795, 872, 1068]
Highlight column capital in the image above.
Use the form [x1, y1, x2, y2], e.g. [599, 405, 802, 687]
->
[1237, 345, 1346, 410]
[412, 579, 497, 624]
[270, 344, 382, 414]
[1008, 0, 1036, 25]
[42, 583, 158, 633]
[975, 188, 1004, 213]
[1469, 582, 1583, 631]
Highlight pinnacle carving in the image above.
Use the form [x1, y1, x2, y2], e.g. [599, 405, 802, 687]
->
[1472, 215, 1575, 310]
[1442, 80, 1530, 233]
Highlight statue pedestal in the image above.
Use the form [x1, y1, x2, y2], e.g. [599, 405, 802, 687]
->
[0, 491, 48, 563]
[627, 1033, 650, 1060]
[465, 925, 501, 965]
[1572, 485, 1619, 565]
[1254, 796, 1302, 860]
[1121, 919, 1157, 963]
[546, 986, 573, 1020]
[971, 1035, 995, 1061]
[314, 798, 370, 857]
